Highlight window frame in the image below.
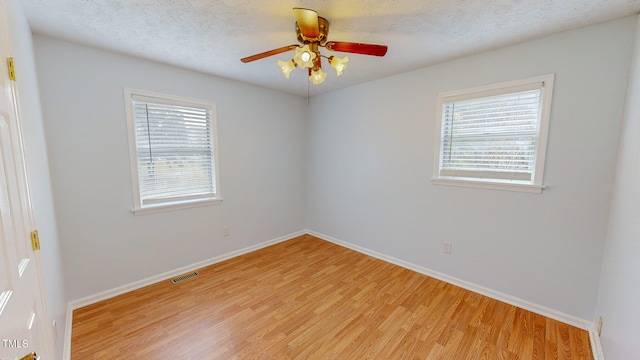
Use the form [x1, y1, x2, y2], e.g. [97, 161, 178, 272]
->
[124, 88, 222, 214]
[432, 74, 554, 193]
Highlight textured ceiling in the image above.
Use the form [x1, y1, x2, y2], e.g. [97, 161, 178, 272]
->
[21, 0, 640, 97]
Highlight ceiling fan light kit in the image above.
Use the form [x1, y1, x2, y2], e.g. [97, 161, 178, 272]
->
[241, 8, 387, 86]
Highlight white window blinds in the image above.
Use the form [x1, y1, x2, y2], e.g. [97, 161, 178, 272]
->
[130, 93, 218, 208]
[438, 82, 547, 184]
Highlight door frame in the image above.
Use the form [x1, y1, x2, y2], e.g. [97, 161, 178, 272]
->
[0, 0, 56, 358]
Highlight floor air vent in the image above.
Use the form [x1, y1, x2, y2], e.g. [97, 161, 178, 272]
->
[171, 271, 199, 284]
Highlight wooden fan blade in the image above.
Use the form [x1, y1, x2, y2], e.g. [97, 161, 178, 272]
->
[241, 45, 298, 63]
[324, 42, 388, 56]
[293, 8, 319, 39]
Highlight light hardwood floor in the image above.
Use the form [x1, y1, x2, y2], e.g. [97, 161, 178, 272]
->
[71, 234, 593, 359]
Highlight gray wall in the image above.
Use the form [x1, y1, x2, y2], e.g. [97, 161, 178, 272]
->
[33, 36, 308, 301]
[595, 15, 640, 360]
[5, 0, 66, 357]
[305, 17, 635, 320]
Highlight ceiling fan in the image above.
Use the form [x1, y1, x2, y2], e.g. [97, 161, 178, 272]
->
[241, 8, 388, 85]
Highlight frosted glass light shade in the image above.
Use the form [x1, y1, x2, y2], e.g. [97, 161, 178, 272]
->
[278, 59, 296, 78]
[293, 44, 316, 69]
[309, 68, 327, 84]
[329, 56, 349, 76]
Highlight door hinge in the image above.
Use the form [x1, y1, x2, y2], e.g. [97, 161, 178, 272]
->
[7, 57, 16, 81]
[30, 230, 40, 251]
[20, 352, 39, 360]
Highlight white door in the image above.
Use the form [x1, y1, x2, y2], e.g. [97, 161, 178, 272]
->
[0, 1, 53, 359]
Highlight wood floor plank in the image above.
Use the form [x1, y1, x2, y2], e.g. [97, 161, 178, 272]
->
[71, 234, 593, 359]
[532, 313, 547, 360]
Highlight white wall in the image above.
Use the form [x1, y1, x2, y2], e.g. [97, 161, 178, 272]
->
[594, 15, 640, 360]
[33, 36, 308, 301]
[306, 17, 636, 321]
[4, 0, 67, 357]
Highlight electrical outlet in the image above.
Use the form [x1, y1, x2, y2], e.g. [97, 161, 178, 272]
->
[443, 241, 452, 254]
[597, 316, 603, 337]
[223, 226, 231, 237]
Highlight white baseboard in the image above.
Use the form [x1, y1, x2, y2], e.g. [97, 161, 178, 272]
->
[62, 302, 73, 360]
[62, 230, 306, 360]
[306, 230, 595, 331]
[589, 324, 606, 360]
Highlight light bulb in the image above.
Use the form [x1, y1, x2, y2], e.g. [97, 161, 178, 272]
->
[277, 59, 296, 78]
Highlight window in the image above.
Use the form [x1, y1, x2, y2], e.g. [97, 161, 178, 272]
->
[124, 88, 221, 214]
[432, 74, 554, 193]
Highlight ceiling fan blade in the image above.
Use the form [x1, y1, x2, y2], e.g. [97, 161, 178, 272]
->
[241, 45, 298, 63]
[293, 8, 319, 39]
[324, 42, 388, 57]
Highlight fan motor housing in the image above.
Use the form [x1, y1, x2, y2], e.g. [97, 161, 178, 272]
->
[296, 16, 329, 44]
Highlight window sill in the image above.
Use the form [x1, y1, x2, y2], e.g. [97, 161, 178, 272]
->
[133, 198, 223, 215]
[431, 178, 545, 193]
